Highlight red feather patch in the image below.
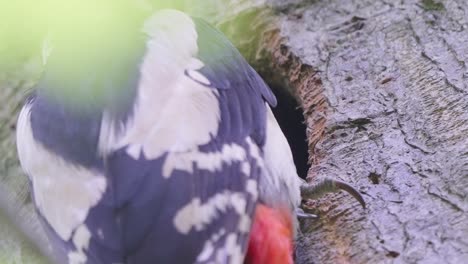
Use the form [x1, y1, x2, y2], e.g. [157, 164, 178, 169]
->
[245, 204, 294, 264]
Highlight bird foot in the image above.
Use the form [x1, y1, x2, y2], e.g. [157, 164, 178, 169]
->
[300, 178, 366, 209]
[295, 208, 317, 219]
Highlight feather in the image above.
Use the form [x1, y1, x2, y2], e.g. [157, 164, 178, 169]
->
[17, 9, 299, 264]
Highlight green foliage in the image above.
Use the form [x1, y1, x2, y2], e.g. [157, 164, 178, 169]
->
[421, 0, 445, 11]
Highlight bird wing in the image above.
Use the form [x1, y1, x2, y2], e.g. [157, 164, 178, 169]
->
[91, 11, 277, 264]
[17, 10, 277, 264]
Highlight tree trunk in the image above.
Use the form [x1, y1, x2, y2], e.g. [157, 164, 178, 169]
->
[0, 56, 49, 263]
[1, 0, 467, 263]
[205, 0, 468, 263]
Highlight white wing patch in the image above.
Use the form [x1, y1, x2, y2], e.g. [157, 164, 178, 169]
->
[68, 225, 92, 264]
[98, 10, 220, 161]
[246, 137, 264, 168]
[118, 76, 219, 160]
[246, 179, 258, 200]
[222, 233, 243, 264]
[173, 191, 251, 235]
[196, 230, 243, 264]
[16, 104, 107, 241]
[162, 143, 247, 178]
[196, 228, 226, 263]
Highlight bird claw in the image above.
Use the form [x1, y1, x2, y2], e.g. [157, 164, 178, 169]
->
[300, 178, 366, 209]
[296, 208, 318, 219]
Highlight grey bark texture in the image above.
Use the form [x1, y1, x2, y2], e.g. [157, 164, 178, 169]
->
[205, 0, 468, 263]
[1, 0, 467, 263]
[0, 57, 49, 263]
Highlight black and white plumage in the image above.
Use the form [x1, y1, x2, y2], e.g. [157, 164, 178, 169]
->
[16, 9, 303, 264]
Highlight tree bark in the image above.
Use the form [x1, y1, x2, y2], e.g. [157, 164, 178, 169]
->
[205, 0, 468, 263]
[0, 56, 49, 263]
[1, 0, 467, 263]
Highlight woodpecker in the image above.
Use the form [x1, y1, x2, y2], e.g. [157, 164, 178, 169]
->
[16, 8, 364, 264]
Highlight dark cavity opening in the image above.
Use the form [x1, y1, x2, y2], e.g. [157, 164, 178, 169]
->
[269, 84, 309, 179]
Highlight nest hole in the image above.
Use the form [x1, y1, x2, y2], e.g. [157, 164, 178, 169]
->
[269, 84, 309, 179]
